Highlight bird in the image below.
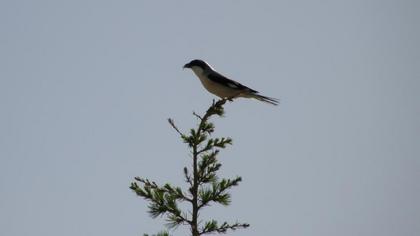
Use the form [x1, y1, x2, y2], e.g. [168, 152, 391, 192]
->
[183, 59, 279, 106]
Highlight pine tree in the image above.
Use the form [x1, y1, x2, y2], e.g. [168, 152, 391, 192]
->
[130, 99, 249, 236]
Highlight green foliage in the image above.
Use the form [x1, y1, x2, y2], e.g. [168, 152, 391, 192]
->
[201, 220, 250, 234]
[131, 99, 249, 236]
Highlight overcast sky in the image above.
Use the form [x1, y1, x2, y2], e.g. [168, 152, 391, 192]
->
[1, 1, 419, 236]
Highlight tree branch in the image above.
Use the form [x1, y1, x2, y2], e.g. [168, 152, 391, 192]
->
[198, 177, 242, 209]
[132, 98, 249, 235]
[168, 118, 184, 137]
[199, 220, 250, 235]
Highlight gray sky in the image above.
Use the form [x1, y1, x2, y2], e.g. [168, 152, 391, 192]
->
[1, 1, 419, 236]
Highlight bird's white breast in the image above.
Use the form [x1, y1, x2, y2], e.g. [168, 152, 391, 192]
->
[190, 66, 242, 98]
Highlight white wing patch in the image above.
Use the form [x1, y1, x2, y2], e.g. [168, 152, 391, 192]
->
[227, 82, 239, 89]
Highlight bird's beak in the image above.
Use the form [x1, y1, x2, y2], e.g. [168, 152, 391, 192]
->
[183, 63, 190, 69]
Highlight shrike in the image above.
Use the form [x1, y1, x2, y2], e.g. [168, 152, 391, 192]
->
[183, 59, 279, 106]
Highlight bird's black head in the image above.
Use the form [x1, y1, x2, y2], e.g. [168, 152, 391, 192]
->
[183, 59, 209, 69]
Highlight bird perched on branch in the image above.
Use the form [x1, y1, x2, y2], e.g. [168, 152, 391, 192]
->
[183, 59, 279, 106]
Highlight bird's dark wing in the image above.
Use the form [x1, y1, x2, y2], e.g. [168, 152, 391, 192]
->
[207, 71, 258, 93]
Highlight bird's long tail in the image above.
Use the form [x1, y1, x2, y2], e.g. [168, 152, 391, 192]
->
[251, 94, 279, 106]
